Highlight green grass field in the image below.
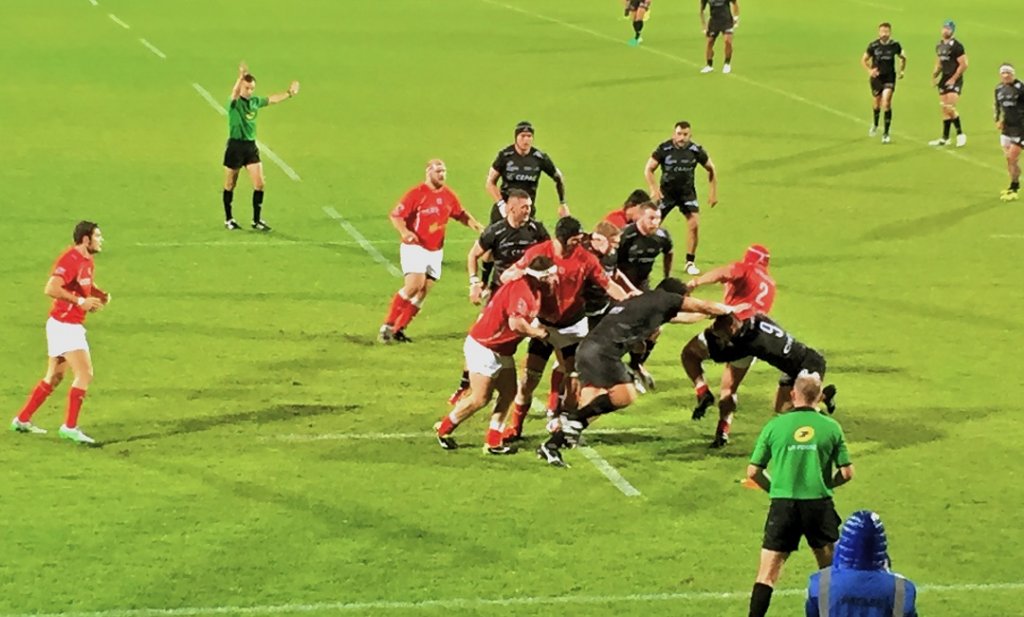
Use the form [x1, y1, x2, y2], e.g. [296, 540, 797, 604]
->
[2, 1, 1024, 615]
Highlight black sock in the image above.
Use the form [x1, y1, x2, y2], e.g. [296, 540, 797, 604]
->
[748, 583, 774, 617]
[223, 189, 234, 220]
[943, 119, 952, 140]
[572, 393, 619, 423]
[253, 190, 265, 223]
[883, 110, 892, 134]
[686, 253, 696, 263]
[872, 108, 880, 128]
[725, 55, 732, 64]
[459, 370, 470, 390]
[706, 58, 714, 67]
[480, 261, 495, 287]
[1012, 180, 1021, 191]
[633, 20, 643, 37]
[952, 116, 963, 134]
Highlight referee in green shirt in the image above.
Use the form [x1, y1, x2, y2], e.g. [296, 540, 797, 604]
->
[222, 61, 299, 231]
[745, 370, 855, 617]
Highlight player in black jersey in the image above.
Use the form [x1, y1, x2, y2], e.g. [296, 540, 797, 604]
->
[700, 0, 739, 74]
[930, 20, 969, 148]
[467, 189, 549, 303]
[448, 190, 548, 405]
[682, 313, 837, 446]
[584, 221, 633, 330]
[861, 23, 906, 144]
[617, 202, 673, 391]
[536, 278, 740, 467]
[995, 64, 1024, 201]
[645, 121, 718, 276]
[486, 121, 567, 224]
[626, 0, 651, 47]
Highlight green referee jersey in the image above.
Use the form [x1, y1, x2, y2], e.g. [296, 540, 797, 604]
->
[227, 95, 268, 141]
[750, 407, 851, 500]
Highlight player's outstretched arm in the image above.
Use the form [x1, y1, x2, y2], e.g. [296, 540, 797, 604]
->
[509, 315, 549, 340]
[267, 81, 300, 105]
[687, 264, 732, 290]
[230, 61, 248, 100]
[669, 311, 709, 324]
[605, 280, 637, 302]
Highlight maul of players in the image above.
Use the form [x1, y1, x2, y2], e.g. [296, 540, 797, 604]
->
[861, 22, 906, 145]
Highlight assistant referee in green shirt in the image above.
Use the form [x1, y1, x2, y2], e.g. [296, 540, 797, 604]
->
[222, 61, 299, 231]
[745, 370, 855, 617]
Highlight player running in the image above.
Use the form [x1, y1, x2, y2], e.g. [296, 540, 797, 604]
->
[683, 244, 775, 447]
[862, 23, 906, 144]
[445, 189, 549, 404]
[537, 278, 742, 467]
[700, 0, 739, 74]
[11, 222, 109, 444]
[499, 218, 635, 440]
[379, 160, 483, 344]
[995, 63, 1024, 201]
[626, 0, 651, 46]
[682, 313, 838, 445]
[433, 256, 558, 454]
[645, 121, 718, 275]
[617, 202, 673, 391]
[604, 189, 651, 229]
[929, 20, 968, 148]
[221, 61, 299, 231]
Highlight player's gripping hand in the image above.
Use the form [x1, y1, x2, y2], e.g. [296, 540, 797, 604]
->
[81, 297, 104, 312]
[469, 281, 484, 305]
[288, 81, 300, 96]
[557, 203, 570, 218]
[401, 231, 419, 244]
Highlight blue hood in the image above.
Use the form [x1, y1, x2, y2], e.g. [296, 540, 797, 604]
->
[834, 510, 889, 571]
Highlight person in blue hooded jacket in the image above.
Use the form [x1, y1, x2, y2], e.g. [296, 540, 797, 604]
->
[806, 510, 918, 616]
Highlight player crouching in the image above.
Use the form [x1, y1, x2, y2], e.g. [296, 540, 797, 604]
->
[434, 256, 557, 454]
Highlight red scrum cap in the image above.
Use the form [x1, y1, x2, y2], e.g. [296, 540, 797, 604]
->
[743, 244, 770, 267]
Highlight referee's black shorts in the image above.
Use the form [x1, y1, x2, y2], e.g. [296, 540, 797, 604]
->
[762, 497, 841, 553]
[223, 139, 260, 169]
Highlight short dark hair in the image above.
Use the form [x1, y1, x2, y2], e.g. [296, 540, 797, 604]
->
[636, 201, 658, 213]
[674, 121, 691, 130]
[242, 74, 256, 83]
[879, 22, 892, 29]
[507, 188, 531, 201]
[527, 255, 554, 272]
[624, 189, 651, 208]
[73, 221, 99, 245]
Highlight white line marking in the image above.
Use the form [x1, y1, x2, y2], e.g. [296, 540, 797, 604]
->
[272, 426, 659, 443]
[192, 83, 301, 181]
[480, 0, 1000, 173]
[991, 234, 1024, 239]
[107, 13, 129, 29]
[87, 0, 98, 6]
[139, 38, 166, 59]
[323, 206, 403, 277]
[577, 446, 642, 496]
[3, 582, 1021, 617]
[533, 397, 641, 496]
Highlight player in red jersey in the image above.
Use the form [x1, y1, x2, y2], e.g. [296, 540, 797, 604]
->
[11, 222, 109, 444]
[379, 159, 483, 343]
[499, 217, 635, 439]
[681, 244, 776, 447]
[603, 189, 651, 229]
[434, 255, 558, 454]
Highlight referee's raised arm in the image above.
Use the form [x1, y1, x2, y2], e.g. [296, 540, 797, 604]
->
[230, 61, 248, 100]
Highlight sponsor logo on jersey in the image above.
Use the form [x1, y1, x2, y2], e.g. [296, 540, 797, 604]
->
[794, 426, 815, 443]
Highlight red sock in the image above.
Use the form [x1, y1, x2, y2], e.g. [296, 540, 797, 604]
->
[695, 383, 710, 399]
[508, 402, 531, 434]
[546, 370, 564, 412]
[384, 293, 411, 327]
[65, 387, 87, 429]
[436, 412, 458, 436]
[394, 302, 421, 331]
[18, 381, 54, 422]
[717, 418, 731, 436]
[486, 420, 503, 447]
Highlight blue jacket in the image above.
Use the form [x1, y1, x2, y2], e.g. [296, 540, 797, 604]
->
[806, 568, 918, 617]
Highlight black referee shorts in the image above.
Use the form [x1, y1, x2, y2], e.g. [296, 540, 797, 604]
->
[762, 498, 842, 553]
[223, 139, 260, 169]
